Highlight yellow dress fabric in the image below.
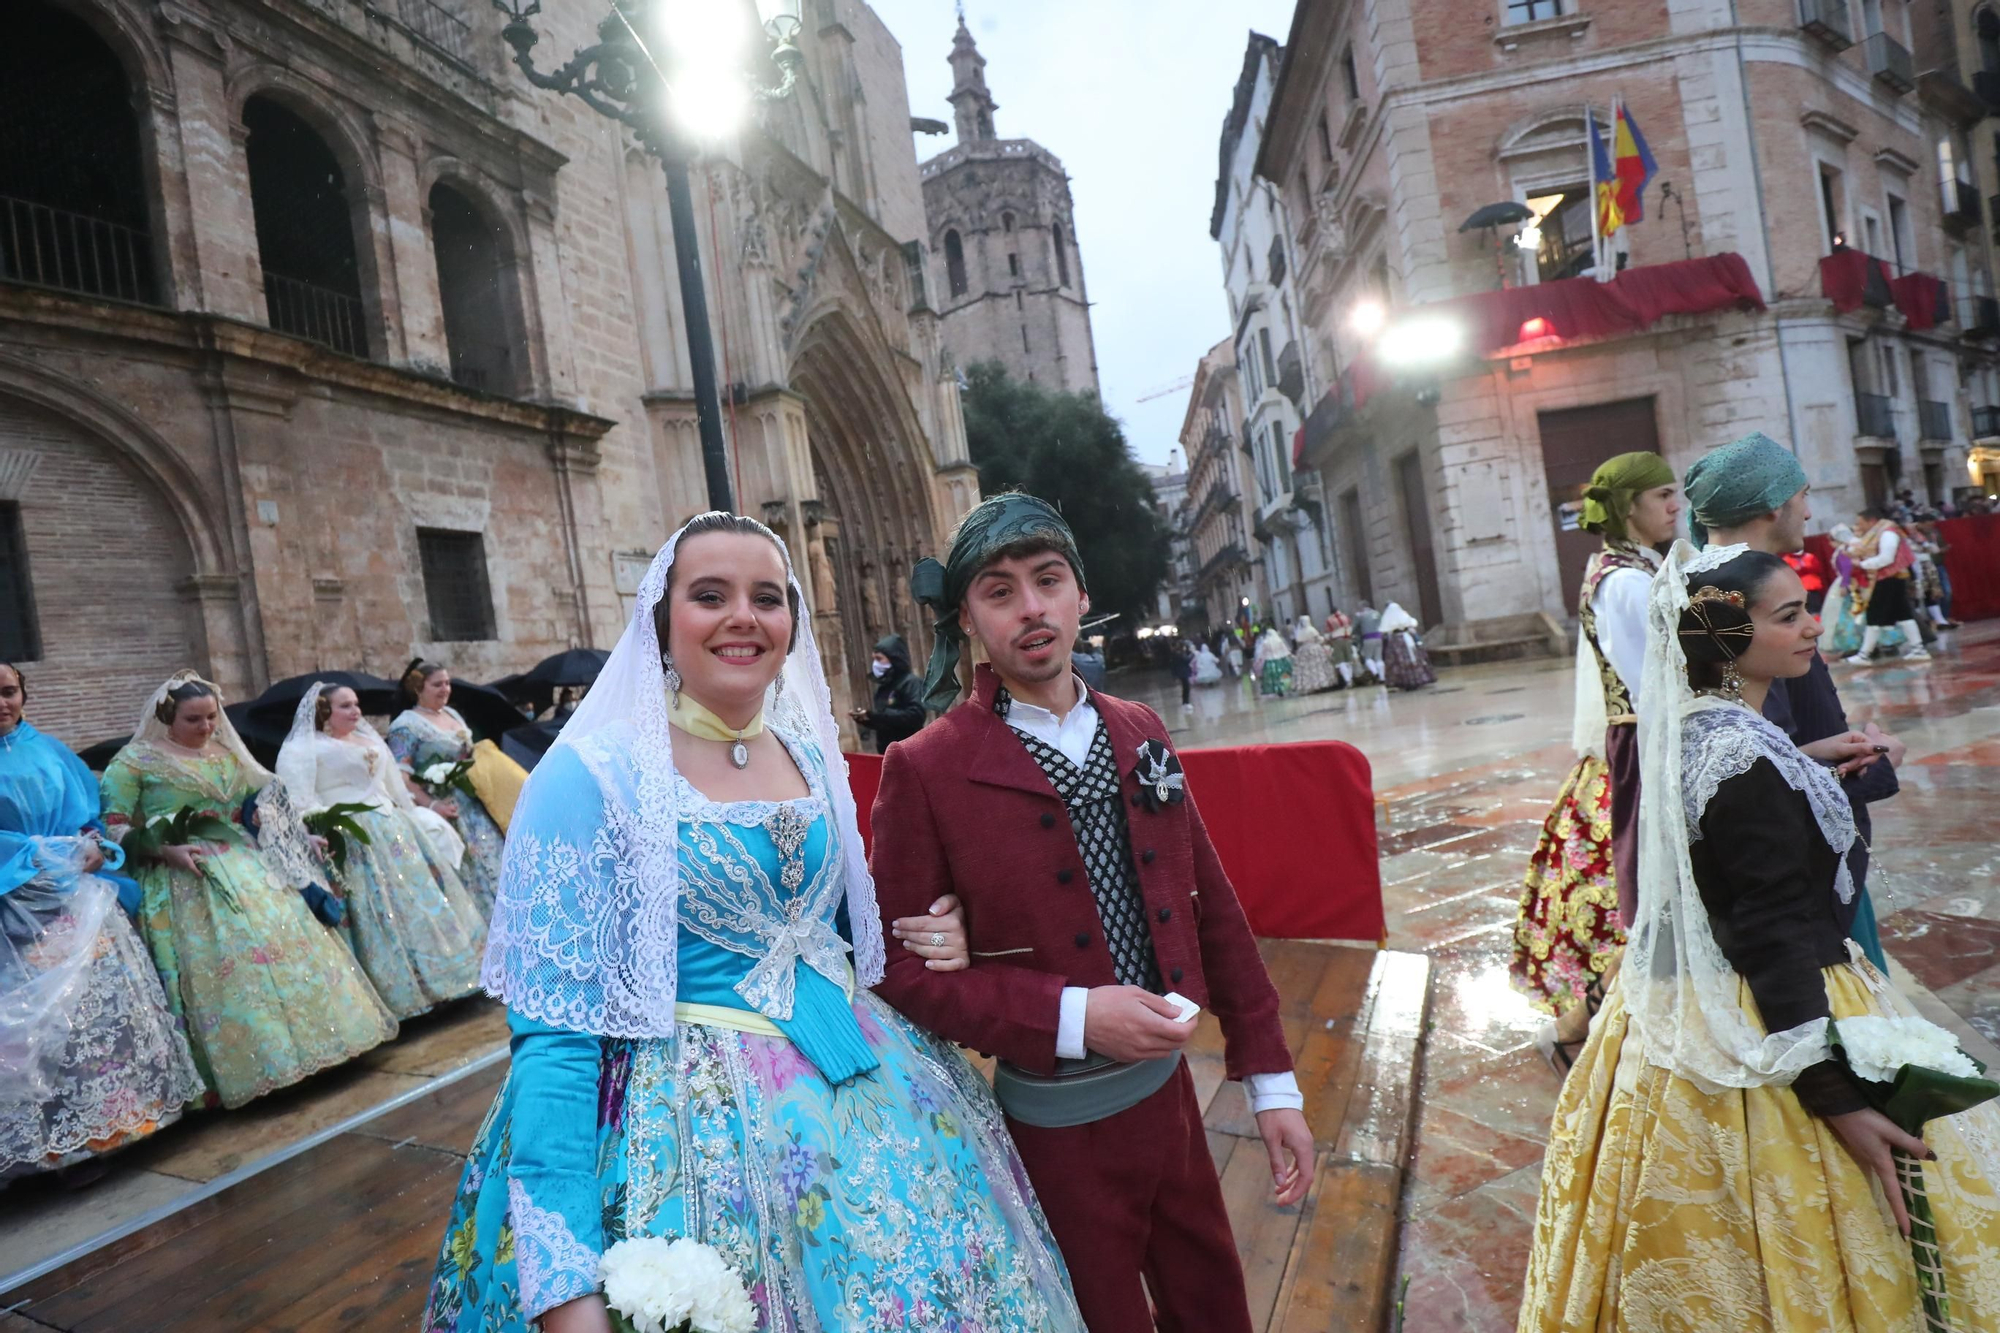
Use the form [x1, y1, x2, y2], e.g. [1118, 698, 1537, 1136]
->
[466, 739, 527, 834]
[1520, 962, 2000, 1331]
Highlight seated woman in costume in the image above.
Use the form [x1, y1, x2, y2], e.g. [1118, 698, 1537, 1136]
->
[0, 663, 203, 1177]
[278, 683, 485, 1020]
[424, 512, 1084, 1333]
[100, 673, 396, 1108]
[385, 659, 508, 917]
[1517, 547, 2000, 1331]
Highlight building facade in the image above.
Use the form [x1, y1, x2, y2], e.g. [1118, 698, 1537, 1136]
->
[1180, 339, 1269, 630]
[1142, 453, 1195, 628]
[1255, 0, 2000, 655]
[1, 0, 972, 744]
[1213, 32, 1342, 628]
[920, 18, 1100, 396]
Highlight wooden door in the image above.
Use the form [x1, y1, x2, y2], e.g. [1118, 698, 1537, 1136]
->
[1536, 397, 1661, 614]
[1394, 450, 1444, 629]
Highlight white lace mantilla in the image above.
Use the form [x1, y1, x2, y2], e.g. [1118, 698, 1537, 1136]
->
[1681, 702, 1858, 904]
[507, 1177, 600, 1318]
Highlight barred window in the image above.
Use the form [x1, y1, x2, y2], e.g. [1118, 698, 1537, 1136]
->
[417, 527, 495, 641]
[0, 503, 39, 661]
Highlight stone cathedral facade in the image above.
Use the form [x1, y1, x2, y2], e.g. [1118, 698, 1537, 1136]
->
[0, 0, 975, 743]
[920, 19, 1100, 397]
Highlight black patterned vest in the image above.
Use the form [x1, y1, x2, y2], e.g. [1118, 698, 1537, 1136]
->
[1006, 711, 1163, 992]
[1578, 540, 1656, 720]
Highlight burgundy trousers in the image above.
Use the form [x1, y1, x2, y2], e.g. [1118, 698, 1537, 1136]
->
[1607, 720, 1641, 931]
[1004, 1061, 1252, 1333]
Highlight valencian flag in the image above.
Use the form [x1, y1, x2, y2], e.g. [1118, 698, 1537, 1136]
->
[1592, 99, 1658, 238]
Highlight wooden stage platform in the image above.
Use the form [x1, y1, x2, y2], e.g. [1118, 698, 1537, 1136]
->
[2, 941, 1427, 1333]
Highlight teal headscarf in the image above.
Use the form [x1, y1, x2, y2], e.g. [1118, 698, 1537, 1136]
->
[909, 493, 1087, 712]
[1683, 431, 1809, 547]
[1580, 451, 1677, 543]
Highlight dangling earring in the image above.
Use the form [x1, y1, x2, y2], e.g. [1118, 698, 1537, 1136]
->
[1717, 658, 1744, 703]
[772, 671, 785, 703]
[661, 651, 681, 709]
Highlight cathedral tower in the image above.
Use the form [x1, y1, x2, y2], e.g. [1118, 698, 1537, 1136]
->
[920, 17, 1099, 396]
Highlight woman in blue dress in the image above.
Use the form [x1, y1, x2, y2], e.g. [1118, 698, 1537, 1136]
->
[424, 513, 1082, 1333]
[386, 659, 507, 918]
[0, 664, 203, 1176]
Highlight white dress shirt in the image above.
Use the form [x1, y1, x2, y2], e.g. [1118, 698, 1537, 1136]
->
[1002, 676, 1304, 1117]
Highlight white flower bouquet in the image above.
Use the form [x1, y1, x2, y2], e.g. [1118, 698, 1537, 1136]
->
[1832, 1014, 1999, 1333]
[598, 1236, 757, 1333]
[416, 758, 474, 800]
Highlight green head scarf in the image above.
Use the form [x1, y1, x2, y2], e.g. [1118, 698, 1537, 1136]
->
[909, 492, 1087, 712]
[1683, 431, 1809, 547]
[1580, 451, 1677, 543]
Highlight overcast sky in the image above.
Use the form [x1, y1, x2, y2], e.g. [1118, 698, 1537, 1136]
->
[862, 0, 1301, 469]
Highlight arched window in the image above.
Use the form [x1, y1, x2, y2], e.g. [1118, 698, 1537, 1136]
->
[0, 2, 158, 304]
[1002, 211, 1015, 232]
[429, 181, 520, 394]
[944, 229, 967, 298]
[244, 95, 369, 356]
[1981, 6, 2000, 74]
[1052, 222, 1071, 288]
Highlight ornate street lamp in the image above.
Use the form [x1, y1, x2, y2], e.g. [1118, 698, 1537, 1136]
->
[488, 0, 805, 512]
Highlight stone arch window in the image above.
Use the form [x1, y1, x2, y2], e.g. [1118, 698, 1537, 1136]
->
[1980, 5, 2000, 74]
[244, 95, 370, 357]
[944, 228, 968, 298]
[0, 2, 159, 304]
[429, 180, 522, 394]
[1052, 222, 1071, 287]
[1002, 211, 1015, 232]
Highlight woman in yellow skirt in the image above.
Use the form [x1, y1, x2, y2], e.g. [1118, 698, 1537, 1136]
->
[1518, 544, 2000, 1332]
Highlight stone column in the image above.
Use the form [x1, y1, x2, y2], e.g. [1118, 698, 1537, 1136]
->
[376, 119, 451, 371]
[157, 20, 265, 322]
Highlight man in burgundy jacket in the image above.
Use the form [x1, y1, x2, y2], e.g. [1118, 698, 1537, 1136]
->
[871, 493, 1312, 1333]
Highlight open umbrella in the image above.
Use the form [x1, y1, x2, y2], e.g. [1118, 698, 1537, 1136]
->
[519, 648, 611, 689]
[242, 671, 401, 739]
[437, 678, 527, 740]
[1457, 201, 1536, 232]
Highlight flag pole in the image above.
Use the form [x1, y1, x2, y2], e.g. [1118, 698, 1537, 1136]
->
[1586, 102, 1605, 282]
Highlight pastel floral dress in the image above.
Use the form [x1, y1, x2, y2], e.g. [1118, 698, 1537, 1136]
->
[385, 708, 505, 918]
[423, 734, 1082, 1333]
[98, 743, 397, 1107]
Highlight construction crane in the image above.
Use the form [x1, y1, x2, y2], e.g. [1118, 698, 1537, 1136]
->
[1135, 373, 1196, 403]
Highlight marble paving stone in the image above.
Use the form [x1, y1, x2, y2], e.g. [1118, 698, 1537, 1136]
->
[1396, 1162, 1545, 1331]
[1404, 1102, 1551, 1210]
[1877, 912, 2000, 991]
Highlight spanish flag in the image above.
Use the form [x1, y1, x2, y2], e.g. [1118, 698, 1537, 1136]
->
[1593, 100, 1658, 239]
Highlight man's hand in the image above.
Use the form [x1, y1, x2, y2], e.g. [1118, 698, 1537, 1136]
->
[890, 895, 968, 971]
[1257, 1106, 1315, 1208]
[1862, 721, 1905, 770]
[1800, 731, 1883, 778]
[1082, 986, 1194, 1064]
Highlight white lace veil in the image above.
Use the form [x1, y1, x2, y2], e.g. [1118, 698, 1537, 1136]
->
[480, 512, 885, 1039]
[1623, 540, 1860, 1092]
[126, 670, 323, 891]
[276, 682, 416, 816]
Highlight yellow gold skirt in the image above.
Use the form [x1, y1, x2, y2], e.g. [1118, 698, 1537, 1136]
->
[1518, 961, 2000, 1331]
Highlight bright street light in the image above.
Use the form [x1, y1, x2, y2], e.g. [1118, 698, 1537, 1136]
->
[1348, 299, 1386, 336]
[1376, 315, 1465, 368]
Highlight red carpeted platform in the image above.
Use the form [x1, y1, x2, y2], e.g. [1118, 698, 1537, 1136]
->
[844, 739, 1384, 943]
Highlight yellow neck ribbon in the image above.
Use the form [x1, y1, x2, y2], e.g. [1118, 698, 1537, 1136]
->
[668, 693, 766, 744]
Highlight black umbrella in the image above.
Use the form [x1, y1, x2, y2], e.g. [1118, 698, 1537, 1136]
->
[500, 718, 566, 772]
[489, 672, 553, 719]
[437, 679, 527, 741]
[520, 648, 611, 689]
[1458, 201, 1536, 232]
[242, 671, 402, 739]
[75, 702, 282, 773]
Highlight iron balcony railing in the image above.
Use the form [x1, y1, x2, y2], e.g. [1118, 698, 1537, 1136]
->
[1863, 32, 1915, 94]
[0, 194, 156, 305]
[1798, 0, 1852, 48]
[1973, 404, 2000, 438]
[1855, 391, 1895, 439]
[263, 270, 369, 357]
[400, 0, 476, 63]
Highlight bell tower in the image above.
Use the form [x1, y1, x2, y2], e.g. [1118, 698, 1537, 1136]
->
[947, 15, 997, 145]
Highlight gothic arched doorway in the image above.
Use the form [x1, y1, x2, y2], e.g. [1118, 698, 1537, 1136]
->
[789, 311, 944, 717]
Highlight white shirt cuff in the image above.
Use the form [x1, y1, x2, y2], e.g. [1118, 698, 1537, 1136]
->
[1243, 1070, 1304, 1115]
[1056, 986, 1089, 1062]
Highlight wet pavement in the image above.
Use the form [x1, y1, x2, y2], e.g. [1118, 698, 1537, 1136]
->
[1122, 623, 2000, 1332]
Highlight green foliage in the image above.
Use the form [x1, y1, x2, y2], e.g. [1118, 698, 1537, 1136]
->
[960, 361, 1170, 627]
[304, 802, 376, 873]
[123, 808, 237, 865]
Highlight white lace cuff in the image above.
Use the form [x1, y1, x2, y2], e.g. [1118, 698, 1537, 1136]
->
[508, 1177, 600, 1319]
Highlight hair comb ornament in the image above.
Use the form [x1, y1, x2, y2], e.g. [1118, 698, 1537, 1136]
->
[1680, 585, 1755, 703]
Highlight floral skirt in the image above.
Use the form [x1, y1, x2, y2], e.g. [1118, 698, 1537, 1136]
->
[448, 796, 507, 920]
[1509, 755, 1623, 1016]
[1826, 590, 1866, 657]
[0, 877, 205, 1175]
[334, 806, 485, 1020]
[1518, 963, 2000, 1331]
[1258, 658, 1294, 697]
[1290, 643, 1341, 694]
[1384, 631, 1435, 689]
[424, 993, 1084, 1333]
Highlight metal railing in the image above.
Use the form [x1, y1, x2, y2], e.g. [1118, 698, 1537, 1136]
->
[1962, 294, 1999, 338]
[1973, 404, 2000, 438]
[400, 0, 476, 63]
[1798, 0, 1852, 48]
[1863, 32, 1915, 93]
[1855, 391, 1895, 439]
[0, 195, 156, 305]
[263, 270, 368, 357]
[1918, 398, 1953, 442]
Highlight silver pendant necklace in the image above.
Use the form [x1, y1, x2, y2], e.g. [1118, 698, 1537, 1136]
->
[729, 737, 750, 770]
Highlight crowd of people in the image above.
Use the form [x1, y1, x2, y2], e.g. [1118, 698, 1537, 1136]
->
[1508, 433, 2000, 1329]
[1, 659, 522, 1179]
[1168, 599, 1434, 712]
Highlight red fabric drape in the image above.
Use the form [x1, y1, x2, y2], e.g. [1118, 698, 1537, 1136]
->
[1939, 514, 2000, 621]
[844, 739, 1385, 943]
[1890, 273, 1949, 331]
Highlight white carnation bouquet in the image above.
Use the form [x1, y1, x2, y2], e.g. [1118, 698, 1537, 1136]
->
[598, 1236, 757, 1333]
[1831, 1014, 1998, 1333]
[416, 757, 474, 801]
